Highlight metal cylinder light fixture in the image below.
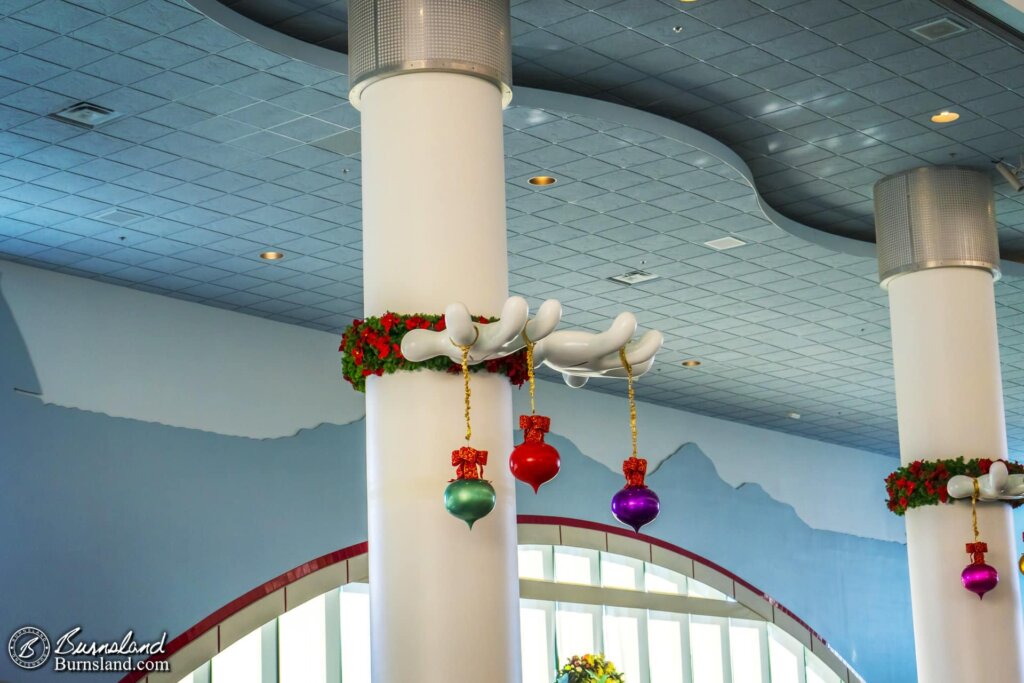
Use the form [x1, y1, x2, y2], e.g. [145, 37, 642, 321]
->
[873, 166, 999, 287]
[348, 0, 513, 108]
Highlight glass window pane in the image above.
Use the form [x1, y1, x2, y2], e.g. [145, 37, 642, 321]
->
[554, 548, 597, 585]
[805, 649, 842, 683]
[555, 604, 599, 660]
[687, 578, 732, 601]
[644, 564, 686, 595]
[603, 608, 643, 683]
[279, 593, 327, 683]
[340, 584, 371, 683]
[648, 615, 684, 683]
[519, 547, 548, 581]
[211, 628, 261, 683]
[768, 626, 802, 683]
[729, 622, 764, 683]
[521, 604, 552, 683]
[601, 553, 642, 590]
[689, 619, 725, 683]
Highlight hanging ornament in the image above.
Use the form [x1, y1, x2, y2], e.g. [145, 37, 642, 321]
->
[962, 479, 998, 599]
[611, 347, 660, 533]
[509, 326, 560, 493]
[1019, 533, 1024, 576]
[444, 333, 495, 529]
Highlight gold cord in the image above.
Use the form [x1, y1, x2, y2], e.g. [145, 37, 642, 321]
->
[619, 347, 637, 459]
[459, 341, 472, 441]
[523, 325, 536, 415]
[450, 326, 480, 442]
[972, 478, 980, 543]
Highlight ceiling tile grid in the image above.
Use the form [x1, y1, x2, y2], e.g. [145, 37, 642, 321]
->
[212, 0, 1024, 252]
[1, 0, 367, 333]
[5, 0, 1024, 457]
[505, 0, 1024, 251]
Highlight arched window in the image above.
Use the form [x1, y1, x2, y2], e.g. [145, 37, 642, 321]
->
[129, 518, 860, 683]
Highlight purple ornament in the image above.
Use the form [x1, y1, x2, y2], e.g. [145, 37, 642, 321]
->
[611, 485, 660, 533]
[962, 562, 999, 599]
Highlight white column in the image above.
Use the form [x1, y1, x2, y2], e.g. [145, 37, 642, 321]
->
[359, 69, 521, 683]
[878, 167, 1024, 683]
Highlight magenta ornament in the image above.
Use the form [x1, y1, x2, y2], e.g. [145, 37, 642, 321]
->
[611, 485, 660, 533]
[962, 562, 999, 599]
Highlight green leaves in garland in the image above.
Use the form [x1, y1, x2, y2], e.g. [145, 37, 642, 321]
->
[339, 311, 529, 392]
[885, 457, 1024, 516]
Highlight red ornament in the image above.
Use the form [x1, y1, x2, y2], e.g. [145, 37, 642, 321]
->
[510, 415, 560, 493]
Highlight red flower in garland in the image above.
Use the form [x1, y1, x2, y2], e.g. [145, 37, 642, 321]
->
[380, 312, 400, 334]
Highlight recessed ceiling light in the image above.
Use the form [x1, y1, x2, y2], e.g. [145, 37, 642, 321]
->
[788, 411, 801, 420]
[681, 359, 701, 367]
[704, 236, 746, 250]
[528, 176, 557, 186]
[930, 111, 959, 124]
[50, 102, 120, 129]
[609, 270, 659, 285]
[260, 251, 285, 260]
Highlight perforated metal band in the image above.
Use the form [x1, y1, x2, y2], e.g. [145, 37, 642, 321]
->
[348, 0, 512, 108]
[873, 166, 999, 287]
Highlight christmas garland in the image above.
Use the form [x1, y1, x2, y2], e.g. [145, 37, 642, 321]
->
[339, 312, 529, 392]
[885, 457, 1024, 516]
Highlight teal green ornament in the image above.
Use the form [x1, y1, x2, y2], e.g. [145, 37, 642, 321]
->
[444, 478, 496, 529]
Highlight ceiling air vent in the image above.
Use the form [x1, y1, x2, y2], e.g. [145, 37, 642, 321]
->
[92, 207, 145, 225]
[49, 102, 120, 129]
[609, 270, 659, 285]
[910, 18, 968, 41]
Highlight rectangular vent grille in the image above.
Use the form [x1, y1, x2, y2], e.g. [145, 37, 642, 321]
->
[609, 270, 659, 285]
[911, 18, 968, 41]
[49, 102, 120, 129]
[92, 208, 145, 225]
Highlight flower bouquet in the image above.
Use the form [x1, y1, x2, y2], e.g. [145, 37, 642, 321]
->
[556, 654, 625, 682]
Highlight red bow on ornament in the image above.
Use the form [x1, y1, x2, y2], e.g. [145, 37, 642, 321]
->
[966, 542, 988, 564]
[520, 414, 551, 441]
[623, 456, 648, 488]
[452, 446, 488, 480]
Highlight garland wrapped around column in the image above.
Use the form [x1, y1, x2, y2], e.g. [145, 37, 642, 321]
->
[339, 312, 528, 391]
[884, 457, 1024, 515]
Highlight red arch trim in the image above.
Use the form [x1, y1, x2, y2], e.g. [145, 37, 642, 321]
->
[121, 517, 831, 683]
[120, 542, 367, 683]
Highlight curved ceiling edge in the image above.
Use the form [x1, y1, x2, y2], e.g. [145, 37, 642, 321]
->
[183, 0, 1024, 279]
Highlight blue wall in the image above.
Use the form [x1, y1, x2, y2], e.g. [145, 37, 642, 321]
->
[0, 277, 913, 682]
